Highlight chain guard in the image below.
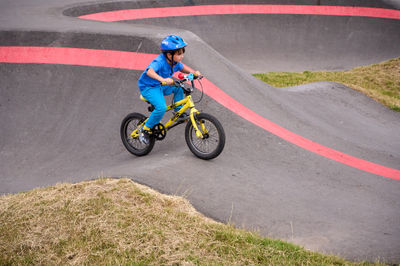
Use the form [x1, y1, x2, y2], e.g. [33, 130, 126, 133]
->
[152, 123, 167, 141]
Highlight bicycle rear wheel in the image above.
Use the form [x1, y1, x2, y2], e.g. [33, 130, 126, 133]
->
[120, 112, 155, 156]
[185, 113, 225, 160]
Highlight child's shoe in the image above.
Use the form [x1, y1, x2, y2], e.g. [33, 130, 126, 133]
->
[138, 125, 150, 145]
[175, 111, 190, 122]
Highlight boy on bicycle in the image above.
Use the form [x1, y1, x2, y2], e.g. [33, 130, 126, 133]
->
[137, 35, 201, 145]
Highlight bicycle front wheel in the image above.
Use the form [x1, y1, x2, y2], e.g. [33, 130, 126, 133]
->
[185, 113, 225, 160]
[120, 112, 155, 156]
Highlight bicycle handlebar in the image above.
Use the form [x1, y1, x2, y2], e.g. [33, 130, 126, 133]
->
[160, 73, 203, 86]
[176, 73, 203, 84]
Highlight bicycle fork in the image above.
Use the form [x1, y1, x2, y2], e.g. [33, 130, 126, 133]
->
[186, 95, 207, 139]
[189, 108, 207, 138]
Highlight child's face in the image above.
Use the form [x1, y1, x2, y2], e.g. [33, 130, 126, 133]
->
[168, 48, 185, 63]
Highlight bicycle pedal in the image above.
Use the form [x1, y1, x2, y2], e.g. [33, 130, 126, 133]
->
[175, 112, 190, 121]
[176, 116, 189, 122]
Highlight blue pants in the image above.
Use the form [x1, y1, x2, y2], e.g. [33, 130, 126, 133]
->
[140, 85, 184, 129]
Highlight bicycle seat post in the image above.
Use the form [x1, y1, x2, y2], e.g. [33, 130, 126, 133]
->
[140, 94, 154, 112]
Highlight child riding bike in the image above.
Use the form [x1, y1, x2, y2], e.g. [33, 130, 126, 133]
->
[137, 35, 201, 144]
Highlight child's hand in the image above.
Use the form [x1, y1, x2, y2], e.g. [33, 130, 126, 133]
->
[193, 71, 202, 77]
[161, 78, 174, 85]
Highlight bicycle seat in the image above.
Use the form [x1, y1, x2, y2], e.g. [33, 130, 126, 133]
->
[140, 95, 150, 103]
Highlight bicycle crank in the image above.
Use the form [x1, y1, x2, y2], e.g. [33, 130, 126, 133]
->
[152, 123, 167, 141]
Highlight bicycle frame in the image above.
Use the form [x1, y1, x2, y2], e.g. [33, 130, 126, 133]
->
[130, 94, 207, 139]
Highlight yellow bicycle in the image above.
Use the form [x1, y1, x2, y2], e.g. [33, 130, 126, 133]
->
[121, 74, 225, 160]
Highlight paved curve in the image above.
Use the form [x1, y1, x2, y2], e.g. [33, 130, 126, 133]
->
[1, 0, 400, 262]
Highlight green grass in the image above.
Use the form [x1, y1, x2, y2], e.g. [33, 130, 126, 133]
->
[0, 178, 383, 265]
[253, 57, 400, 112]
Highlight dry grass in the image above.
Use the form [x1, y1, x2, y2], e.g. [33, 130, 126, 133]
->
[253, 57, 400, 111]
[0, 178, 380, 265]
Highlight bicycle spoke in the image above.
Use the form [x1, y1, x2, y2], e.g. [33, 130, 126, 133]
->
[126, 119, 145, 149]
[190, 119, 220, 155]
[121, 113, 155, 156]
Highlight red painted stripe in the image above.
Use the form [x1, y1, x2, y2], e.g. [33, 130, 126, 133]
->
[79, 5, 400, 21]
[1, 46, 399, 181]
[0, 46, 154, 70]
[200, 79, 400, 181]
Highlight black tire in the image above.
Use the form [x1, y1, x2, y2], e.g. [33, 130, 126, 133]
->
[120, 113, 155, 156]
[185, 113, 225, 160]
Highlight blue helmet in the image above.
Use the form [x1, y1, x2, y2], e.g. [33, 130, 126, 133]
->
[160, 35, 187, 52]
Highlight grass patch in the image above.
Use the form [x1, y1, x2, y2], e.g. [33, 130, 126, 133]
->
[0, 178, 382, 265]
[253, 57, 400, 112]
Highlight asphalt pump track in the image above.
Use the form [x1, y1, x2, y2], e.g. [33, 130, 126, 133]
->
[1, 0, 400, 262]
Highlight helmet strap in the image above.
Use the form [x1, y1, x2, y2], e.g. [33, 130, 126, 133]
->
[165, 51, 177, 75]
